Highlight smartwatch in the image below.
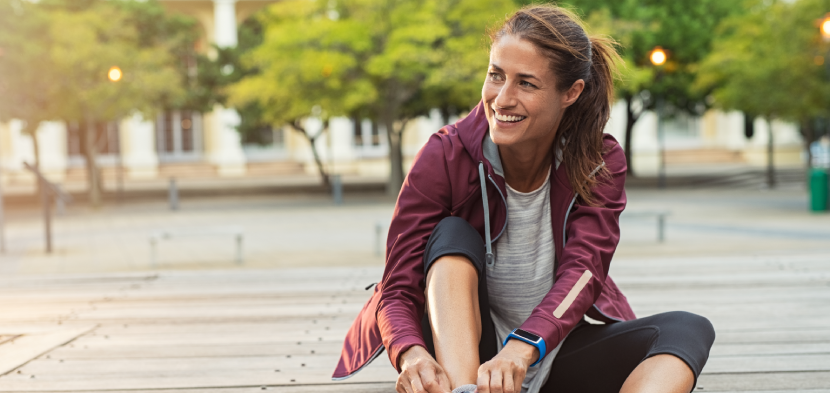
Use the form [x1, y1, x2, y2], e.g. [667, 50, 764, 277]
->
[503, 328, 546, 367]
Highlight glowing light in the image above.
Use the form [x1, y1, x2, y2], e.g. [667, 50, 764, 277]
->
[108, 66, 122, 82]
[820, 14, 830, 41]
[650, 47, 667, 66]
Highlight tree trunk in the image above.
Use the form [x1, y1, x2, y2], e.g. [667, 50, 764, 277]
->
[801, 118, 815, 172]
[385, 117, 404, 197]
[623, 95, 639, 176]
[22, 121, 42, 196]
[766, 118, 775, 189]
[290, 120, 329, 188]
[84, 118, 102, 207]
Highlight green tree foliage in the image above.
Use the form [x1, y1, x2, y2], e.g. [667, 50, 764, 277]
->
[696, 0, 830, 187]
[0, 0, 61, 173]
[0, 0, 196, 206]
[229, 0, 515, 194]
[568, 0, 740, 175]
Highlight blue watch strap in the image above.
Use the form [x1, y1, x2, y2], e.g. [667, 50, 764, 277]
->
[503, 329, 546, 367]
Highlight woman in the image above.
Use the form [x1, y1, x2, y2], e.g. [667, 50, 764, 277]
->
[333, 5, 715, 393]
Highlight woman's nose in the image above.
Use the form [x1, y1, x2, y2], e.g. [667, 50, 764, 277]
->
[494, 84, 517, 108]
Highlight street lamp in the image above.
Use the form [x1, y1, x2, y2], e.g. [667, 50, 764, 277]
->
[650, 46, 668, 189]
[820, 13, 830, 42]
[649, 46, 667, 67]
[108, 66, 122, 82]
[107, 65, 124, 196]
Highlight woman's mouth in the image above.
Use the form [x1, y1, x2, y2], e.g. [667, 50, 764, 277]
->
[492, 107, 526, 123]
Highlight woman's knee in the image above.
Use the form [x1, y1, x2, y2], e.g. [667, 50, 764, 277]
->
[673, 311, 714, 342]
[424, 217, 486, 280]
[652, 311, 716, 347]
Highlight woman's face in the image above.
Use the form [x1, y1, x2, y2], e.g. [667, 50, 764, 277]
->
[482, 34, 584, 150]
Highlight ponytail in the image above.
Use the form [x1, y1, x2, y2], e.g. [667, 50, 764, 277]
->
[492, 5, 621, 206]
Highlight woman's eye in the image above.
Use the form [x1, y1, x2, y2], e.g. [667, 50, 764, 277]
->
[520, 80, 536, 88]
[488, 72, 503, 82]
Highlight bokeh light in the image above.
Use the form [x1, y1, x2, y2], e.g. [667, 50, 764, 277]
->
[108, 66, 122, 82]
[650, 46, 667, 66]
[822, 18, 830, 39]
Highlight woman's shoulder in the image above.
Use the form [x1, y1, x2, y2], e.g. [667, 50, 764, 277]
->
[405, 125, 479, 207]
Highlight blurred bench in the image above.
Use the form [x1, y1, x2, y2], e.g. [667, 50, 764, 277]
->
[149, 227, 243, 266]
[622, 210, 671, 242]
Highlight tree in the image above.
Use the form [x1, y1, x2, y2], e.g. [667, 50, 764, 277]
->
[696, 0, 830, 188]
[0, 0, 62, 185]
[1, 0, 199, 205]
[46, 1, 188, 206]
[228, 0, 373, 187]
[230, 0, 515, 194]
[568, 0, 740, 175]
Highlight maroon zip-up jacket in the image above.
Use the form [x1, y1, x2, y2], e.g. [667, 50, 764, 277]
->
[333, 101, 636, 380]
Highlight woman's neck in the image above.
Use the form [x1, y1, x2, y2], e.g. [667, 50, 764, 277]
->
[499, 143, 554, 193]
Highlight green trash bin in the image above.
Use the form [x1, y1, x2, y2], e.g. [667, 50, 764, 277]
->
[810, 168, 829, 212]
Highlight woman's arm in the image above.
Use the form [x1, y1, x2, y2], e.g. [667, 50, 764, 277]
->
[376, 134, 454, 372]
[518, 140, 627, 358]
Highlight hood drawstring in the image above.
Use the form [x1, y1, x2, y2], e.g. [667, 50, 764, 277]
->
[478, 162, 495, 267]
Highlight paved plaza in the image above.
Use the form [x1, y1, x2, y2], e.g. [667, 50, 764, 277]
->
[0, 186, 828, 392]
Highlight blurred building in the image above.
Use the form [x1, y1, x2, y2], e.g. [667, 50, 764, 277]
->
[0, 0, 809, 194]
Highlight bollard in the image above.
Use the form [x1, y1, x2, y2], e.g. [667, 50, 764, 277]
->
[375, 222, 383, 257]
[41, 176, 52, 253]
[235, 233, 244, 265]
[332, 174, 343, 205]
[55, 197, 65, 216]
[169, 178, 179, 211]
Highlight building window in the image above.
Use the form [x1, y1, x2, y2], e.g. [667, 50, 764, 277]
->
[352, 118, 387, 157]
[156, 110, 203, 161]
[353, 116, 363, 146]
[66, 121, 120, 157]
[371, 121, 381, 146]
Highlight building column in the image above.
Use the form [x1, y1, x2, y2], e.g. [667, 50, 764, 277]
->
[36, 121, 68, 182]
[206, 0, 247, 176]
[329, 116, 355, 175]
[120, 113, 159, 179]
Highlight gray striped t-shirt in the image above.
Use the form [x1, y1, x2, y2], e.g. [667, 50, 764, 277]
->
[486, 167, 563, 393]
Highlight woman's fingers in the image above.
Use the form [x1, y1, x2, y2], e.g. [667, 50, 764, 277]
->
[477, 367, 491, 393]
[488, 368, 504, 393]
[409, 374, 427, 393]
[503, 371, 516, 393]
[435, 367, 452, 392]
[418, 366, 450, 393]
[397, 372, 413, 393]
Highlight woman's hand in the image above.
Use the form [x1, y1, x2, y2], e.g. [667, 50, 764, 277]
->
[476, 340, 538, 393]
[397, 345, 452, 393]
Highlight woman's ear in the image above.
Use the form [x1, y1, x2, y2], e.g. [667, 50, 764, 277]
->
[562, 79, 585, 108]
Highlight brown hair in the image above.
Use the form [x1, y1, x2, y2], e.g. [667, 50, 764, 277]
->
[490, 5, 620, 205]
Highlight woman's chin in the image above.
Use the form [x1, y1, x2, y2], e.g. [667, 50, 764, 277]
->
[489, 127, 520, 147]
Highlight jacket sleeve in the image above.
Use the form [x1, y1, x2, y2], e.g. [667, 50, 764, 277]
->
[376, 134, 454, 371]
[518, 141, 627, 357]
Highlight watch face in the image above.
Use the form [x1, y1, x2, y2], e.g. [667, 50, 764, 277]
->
[515, 329, 541, 343]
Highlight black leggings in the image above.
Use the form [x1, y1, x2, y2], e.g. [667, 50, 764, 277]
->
[421, 217, 715, 392]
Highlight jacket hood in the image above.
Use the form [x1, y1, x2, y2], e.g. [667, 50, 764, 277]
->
[453, 100, 490, 164]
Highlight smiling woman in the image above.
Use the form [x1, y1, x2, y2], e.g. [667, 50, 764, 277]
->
[334, 5, 715, 393]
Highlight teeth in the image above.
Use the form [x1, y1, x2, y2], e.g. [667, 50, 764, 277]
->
[492, 106, 525, 122]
